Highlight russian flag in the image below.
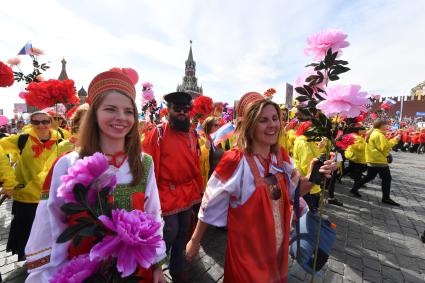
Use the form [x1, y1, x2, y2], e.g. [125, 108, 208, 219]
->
[381, 98, 396, 110]
[211, 122, 235, 147]
[18, 41, 33, 55]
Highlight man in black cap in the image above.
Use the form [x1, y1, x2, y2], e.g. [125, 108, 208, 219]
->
[143, 92, 203, 283]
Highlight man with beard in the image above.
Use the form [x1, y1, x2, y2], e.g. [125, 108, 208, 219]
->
[143, 91, 203, 283]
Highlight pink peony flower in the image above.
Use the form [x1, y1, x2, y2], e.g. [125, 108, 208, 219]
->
[31, 47, 45, 56]
[295, 67, 328, 93]
[304, 29, 350, 60]
[316, 85, 369, 118]
[6, 57, 21, 66]
[90, 209, 163, 277]
[57, 152, 117, 204]
[49, 254, 100, 283]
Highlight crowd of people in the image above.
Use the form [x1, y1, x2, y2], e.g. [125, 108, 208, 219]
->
[0, 68, 422, 283]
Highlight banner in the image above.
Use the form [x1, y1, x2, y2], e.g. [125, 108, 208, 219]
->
[286, 83, 293, 109]
[14, 103, 27, 113]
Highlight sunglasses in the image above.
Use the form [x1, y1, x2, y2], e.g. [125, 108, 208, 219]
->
[264, 173, 281, 200]
[172, 105, 192, 113]
[31, 120, 51, 125]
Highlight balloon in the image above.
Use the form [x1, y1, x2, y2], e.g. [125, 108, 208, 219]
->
[0, 115, 8, 126]
[19, 91, 26, 99]
[396, 111, 401, 115]
[122, 68, 139, 85]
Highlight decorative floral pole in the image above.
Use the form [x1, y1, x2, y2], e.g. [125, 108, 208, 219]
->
[295, 29, 369, 282]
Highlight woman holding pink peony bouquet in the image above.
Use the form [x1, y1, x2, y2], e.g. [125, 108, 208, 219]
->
[185, 92, 336, 283]
[25, 70, 167, 283]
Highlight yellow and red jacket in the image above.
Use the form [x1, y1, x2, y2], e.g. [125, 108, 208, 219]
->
[293, 135, 321, 194]
[0, 128, 62, 203]
[365, 129, 397, 165]
[345, 134, 366, 164]
[0, 145, 18, 189]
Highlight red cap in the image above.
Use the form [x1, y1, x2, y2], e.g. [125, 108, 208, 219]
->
[87, 70, 136, 104]
[236, 92, 264, 118]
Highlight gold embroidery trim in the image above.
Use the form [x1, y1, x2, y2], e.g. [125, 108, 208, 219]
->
[26, 255, 51, 270]
[25, 246, 52, 257]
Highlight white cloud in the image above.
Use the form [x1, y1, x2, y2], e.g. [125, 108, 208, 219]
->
[1, 0, 424, 118]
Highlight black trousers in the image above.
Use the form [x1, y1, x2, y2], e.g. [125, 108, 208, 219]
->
[352, 166, 392, 200]
[7, 201, 38, 260]
[348, 161, 367, 184]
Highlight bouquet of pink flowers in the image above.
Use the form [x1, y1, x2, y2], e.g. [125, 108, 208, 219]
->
[52, 153, 162, 283]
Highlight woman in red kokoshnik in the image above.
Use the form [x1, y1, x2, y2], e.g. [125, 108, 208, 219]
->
[186, 92, 336, 283]
[25, 70, 167, 283]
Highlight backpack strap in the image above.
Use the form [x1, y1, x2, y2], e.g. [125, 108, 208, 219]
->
[18, 134, 29, 155]
[293, 180, 301, 259]
[57, 128, 65, 139]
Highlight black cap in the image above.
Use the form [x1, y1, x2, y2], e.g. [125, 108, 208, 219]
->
[163, 92, 192, 106]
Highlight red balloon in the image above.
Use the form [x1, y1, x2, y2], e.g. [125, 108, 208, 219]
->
[122, 68, 139, 85]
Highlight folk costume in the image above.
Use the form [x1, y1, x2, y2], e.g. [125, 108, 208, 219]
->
[143, 91, 203, 279]
[198, 92, 299, 283]
[25, 70, 166, 283]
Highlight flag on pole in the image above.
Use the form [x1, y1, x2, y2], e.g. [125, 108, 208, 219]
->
[210, 122, 235, 147]
[17, 41, 33, 55]
[381, 98, 396, 110]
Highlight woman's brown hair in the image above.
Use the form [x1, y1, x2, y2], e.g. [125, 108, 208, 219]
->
[78, 90, 143, 186]
[236, 99, 281, 155]
[202, 116, 218, 135]
[70, 104, 89, 134]
[365, 119, 387, 143]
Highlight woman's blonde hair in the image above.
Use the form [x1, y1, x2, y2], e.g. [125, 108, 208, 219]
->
[78, 90, 143, 186]
[202, 116, 218, 135]
[235, 99, 281, 155]
[70, 104, 89, 134]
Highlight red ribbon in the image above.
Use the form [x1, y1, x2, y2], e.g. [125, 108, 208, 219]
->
[30, 136, 57, 158]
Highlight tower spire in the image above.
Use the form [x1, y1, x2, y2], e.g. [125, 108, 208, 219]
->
[188, 40, 194, 62]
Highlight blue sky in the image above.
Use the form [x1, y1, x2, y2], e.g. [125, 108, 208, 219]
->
[1, 0, 424, 117]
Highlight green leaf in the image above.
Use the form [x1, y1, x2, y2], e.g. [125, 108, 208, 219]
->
[303, 85, 314, 96]
[296, 96, 309, 102]
[295, 87, 309, 96]
[56, 222, 89, 243]
[79, 225, 98, 237]
[305, 63, 319, 68]
[60, 203, 86, 215]
[73, 183, 89, 205]
[72, 235, 82, 248]
[329, 75, 340, 81]
[334, 60, 349, 65]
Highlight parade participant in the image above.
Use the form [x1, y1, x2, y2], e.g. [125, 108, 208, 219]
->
[292, 121, 324, 213]
[143, 91, 203, 282]
[350, 119, 400, 206]
[345, 126, 368, 197]
[418, 128, 425, 154]
[185, 92, 336, 283]
[200, 116, 224, 187]
[25, 70, 166, 283]
[0, 145, 18, 194]
[0, 111, 61, 261]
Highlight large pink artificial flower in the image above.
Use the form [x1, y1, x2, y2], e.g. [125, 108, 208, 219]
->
[295, 67, 328, 92]
[141, 82, 155, 105]
[49, 254, 100, 283]
[90, 209, 163, 277]
[6, 56, 21, 66]
[31, 47, 45, 56]
[57, 152, 117, 204]
[304, 29, 350, 60]
[316, 85, 369, 118]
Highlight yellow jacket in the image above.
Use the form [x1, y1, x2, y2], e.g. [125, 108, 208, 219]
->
[36, 139, 76, 196]
[345, 134, 366, 164]
[0, 128, 61, 203]
[293, 135, 321, 194]
[365, 129, 397, 165]
[0, 145, 18, 189]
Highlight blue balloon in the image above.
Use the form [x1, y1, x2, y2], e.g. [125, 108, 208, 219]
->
[396, 111, 400, 115]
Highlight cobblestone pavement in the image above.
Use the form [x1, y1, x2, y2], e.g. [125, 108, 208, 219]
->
[2, 152, 425, 282]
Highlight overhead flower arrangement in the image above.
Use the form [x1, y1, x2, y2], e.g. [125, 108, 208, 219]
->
[190, 95, 214, 122]
[8, 42, 50, 84]
[141, 82, 161, 125]
[24, 79, 78, 109]
[52, 153, 162, 282]
[293, 29, 371, 281]
[0, 61, 15, 88]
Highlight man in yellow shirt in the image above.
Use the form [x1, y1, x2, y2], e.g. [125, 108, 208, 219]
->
[350, 119, 400, 206]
